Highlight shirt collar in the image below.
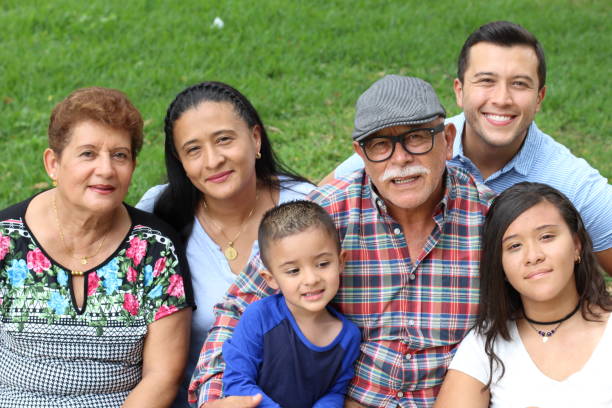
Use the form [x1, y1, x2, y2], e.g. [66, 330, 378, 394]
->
[450, 113, 544, 177]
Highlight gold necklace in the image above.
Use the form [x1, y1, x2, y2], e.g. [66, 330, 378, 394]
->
[52, 193, 109, 276]
[201, 192, 258, 261]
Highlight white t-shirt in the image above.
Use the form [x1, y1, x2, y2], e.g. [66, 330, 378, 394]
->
[449, 316, 612, 408]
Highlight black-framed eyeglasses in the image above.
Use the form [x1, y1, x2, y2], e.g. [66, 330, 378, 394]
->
[358, 123, 446, 162]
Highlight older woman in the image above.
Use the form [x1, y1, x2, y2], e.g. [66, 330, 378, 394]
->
[0, 87, 193, 407]
[136, 81, 313, 407]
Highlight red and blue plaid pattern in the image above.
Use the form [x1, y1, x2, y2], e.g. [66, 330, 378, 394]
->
[189, 166, 495, 408]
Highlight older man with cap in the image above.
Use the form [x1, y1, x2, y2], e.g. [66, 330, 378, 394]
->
[188, 75, 495, 408]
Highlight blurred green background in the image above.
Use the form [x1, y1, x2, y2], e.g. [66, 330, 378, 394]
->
[0, 0, 610, 208]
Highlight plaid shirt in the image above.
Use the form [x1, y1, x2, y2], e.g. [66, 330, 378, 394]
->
[189, 166, 495, 408]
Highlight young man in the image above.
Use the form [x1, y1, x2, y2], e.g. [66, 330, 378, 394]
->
[328, 21, 612, 274]
[222, 201, 360, 407]
[189, 76, 495, 407]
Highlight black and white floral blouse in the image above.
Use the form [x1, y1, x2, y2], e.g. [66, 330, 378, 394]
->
[0, 197, 194, 407]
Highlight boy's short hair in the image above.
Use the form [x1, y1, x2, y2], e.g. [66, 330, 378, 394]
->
[258, 200, 341, 269]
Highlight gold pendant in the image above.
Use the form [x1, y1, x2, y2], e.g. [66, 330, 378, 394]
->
[81, 258, 88, 265]
[224, 245, 238, 261]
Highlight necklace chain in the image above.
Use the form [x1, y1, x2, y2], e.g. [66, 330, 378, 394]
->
[52, 193, 108, 276]
[524, 302, 580, 343]
[201, 191, 258, 261]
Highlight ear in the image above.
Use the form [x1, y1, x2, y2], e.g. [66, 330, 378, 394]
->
[453, 78, 464, 108]
[573, 233, 582, 261]
[338, 250, 347, 272]
[535, 85, 547, 113]
[252, 124, 262, 153]
[260, 269, 279, 291]
[353, 141, 365, 160]
[443, 123, 456, 160]
[43, 148, 59, 181]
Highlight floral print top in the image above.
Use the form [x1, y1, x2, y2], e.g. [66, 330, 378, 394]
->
[0, 197, 194, 408]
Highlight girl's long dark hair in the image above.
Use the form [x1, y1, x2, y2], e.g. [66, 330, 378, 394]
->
[476, 182, 611, 388]
[153, 81, 309, 239]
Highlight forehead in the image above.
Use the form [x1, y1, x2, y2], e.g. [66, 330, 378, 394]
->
[465, 42, 539, 77]
[503, 200, 568, 236]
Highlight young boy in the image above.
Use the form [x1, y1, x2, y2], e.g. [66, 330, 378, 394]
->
[222, 200, 361, 408]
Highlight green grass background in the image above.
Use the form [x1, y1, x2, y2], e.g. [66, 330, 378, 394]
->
[0, 0, 610, 209]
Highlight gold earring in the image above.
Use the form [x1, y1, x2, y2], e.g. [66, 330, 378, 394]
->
[50, 174, 57, 187]
[256, 152, 261, 159]
[575, 255, 581, 264]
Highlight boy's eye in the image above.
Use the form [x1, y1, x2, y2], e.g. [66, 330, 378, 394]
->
[317, 261, 330, 268]
[285, 268, 299, 275]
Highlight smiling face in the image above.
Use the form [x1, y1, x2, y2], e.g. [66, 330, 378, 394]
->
[44, 120, 135, 214]
[454, 42, 546, 153]
[501, 200, 581, 305]
[354, 119, 454, 216]
[261, 226, 344, 320]
[173, 101, 261, 202]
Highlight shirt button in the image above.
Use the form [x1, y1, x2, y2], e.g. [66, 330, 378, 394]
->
[397, 391, 404, 398]
[409, 273, 416, 280]
[405, 353, 412, 360]
[393, 227, 401, 235]
[408, 319, 415, 326]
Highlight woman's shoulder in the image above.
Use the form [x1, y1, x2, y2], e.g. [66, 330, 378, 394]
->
[126, 204, 183, 245]
[278, 176, 315, 203]
[134, 184, 168, 213]
[0, 196, 35, 221]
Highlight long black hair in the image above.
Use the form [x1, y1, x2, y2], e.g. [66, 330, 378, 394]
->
[476, 182, 611, 388]
[153, 81, 309, 239]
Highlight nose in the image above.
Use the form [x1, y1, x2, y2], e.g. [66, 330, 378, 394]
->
[95, 154, 114, 177]
[491, 83, 513, 106]
[203, 145, 224, 169]
[302, 267, 321, 286]
[524, 241, 545, 266]
[389, 140, 415, 165]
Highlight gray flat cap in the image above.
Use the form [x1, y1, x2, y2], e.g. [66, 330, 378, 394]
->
[352, 75, 446, 141]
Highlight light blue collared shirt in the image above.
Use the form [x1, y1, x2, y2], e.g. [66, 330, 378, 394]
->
[333, 113, 612, 251]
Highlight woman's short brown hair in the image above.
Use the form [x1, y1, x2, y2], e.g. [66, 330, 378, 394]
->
[48, 87, 144, 158]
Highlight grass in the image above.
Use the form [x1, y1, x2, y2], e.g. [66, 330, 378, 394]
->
[0, 0, 610, 209]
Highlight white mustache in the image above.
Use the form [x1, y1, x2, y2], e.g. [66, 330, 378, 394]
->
[381, 165, 430, 182]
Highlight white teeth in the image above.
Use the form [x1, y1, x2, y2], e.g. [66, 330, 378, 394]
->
[392, 176, 418, 184]
[484, 113, 513, 121]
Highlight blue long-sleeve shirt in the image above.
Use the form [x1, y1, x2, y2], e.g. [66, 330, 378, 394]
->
[222, 294, 361, 407]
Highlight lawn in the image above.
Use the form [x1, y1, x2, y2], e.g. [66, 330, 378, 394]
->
[0, 0, 609, 209]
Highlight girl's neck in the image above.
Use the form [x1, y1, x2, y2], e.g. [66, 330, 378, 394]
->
[522, 292, 581, 324]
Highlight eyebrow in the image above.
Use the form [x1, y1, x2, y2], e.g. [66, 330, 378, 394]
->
[502, 224, 560, 243]
[180, 129, 237, 149]
[473, 72, 535, 83]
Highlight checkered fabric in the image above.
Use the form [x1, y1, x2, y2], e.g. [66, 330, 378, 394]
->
[189, 166, 495, 408]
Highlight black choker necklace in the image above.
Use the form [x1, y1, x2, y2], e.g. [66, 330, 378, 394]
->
[524, 302, 580, 325]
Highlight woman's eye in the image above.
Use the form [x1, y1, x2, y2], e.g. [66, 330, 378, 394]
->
[216, 136, 232, 145]
[541, 233, 555, 241]
[80, 151, 94, 158]
[186, 146, 200, 155]
[113, 152, 129, 160]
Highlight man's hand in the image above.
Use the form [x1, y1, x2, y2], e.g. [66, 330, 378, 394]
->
[201, 395, 262, 408]
[344, 398, 367, 408]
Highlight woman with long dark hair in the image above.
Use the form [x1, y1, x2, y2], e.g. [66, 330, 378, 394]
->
[434, 182, 611, 407]
[137, 81, 313, 407]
